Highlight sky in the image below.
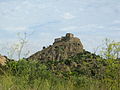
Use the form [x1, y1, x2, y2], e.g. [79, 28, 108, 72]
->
[0, 0, 120, 59]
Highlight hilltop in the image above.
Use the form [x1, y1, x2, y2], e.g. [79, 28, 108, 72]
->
[27, 33, 84, 61]
[0, 33, 120, 90]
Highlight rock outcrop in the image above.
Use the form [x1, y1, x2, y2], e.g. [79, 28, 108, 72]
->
[28, 33, 84, 61]
[0, 55, 7, 66]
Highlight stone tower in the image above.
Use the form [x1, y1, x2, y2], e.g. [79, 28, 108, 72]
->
[66, 33, 74, 38]
[27, 33, 84, 61]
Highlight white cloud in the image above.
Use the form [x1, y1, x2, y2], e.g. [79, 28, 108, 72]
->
[79, 8, 85, 11]
[60, 26, 78, 31]
[80, 24, 104, 29]
[60, 24, 105, 32]
[113, 20, 120, 24]
[1, 26, 28, 31]
[62, 12, 75, 20]
[109, 27, 120, 31]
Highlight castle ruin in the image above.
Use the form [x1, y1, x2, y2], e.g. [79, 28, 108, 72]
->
[28, 33, 84, 61]
[54, 33, 77, 44]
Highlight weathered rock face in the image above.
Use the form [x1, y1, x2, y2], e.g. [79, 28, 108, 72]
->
[0, 55, 7, 66]
[28, 33, 84, 61]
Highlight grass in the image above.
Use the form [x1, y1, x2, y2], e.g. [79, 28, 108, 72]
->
[0, 69, 120, 90]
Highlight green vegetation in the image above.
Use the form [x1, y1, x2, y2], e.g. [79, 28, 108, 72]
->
[0, 39, 120, 90]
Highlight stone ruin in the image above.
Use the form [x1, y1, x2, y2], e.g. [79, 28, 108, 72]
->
[54, 33, 74, 43]
[27, 33, 84, 61]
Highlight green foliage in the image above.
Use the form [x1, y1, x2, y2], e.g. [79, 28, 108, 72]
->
[100, 38, 120, 59]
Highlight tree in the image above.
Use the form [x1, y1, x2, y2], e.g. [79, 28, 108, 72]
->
[100, 38, 120, 59]
[6, 32, 30, 60]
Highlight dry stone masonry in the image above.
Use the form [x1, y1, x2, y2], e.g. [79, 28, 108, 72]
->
[28, 33, 84, 61]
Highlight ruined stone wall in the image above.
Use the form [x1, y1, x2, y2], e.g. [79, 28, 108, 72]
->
[66, 33, 74, 38]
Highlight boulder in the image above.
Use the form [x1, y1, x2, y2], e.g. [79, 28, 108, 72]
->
[0, 55, 7, 66]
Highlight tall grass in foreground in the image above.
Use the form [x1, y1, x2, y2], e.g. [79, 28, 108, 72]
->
[0, 74, 119, 90]
[0, 59, 120, 90]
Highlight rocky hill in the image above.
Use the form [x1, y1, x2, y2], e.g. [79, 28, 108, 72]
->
[27, 33, 84, 61]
